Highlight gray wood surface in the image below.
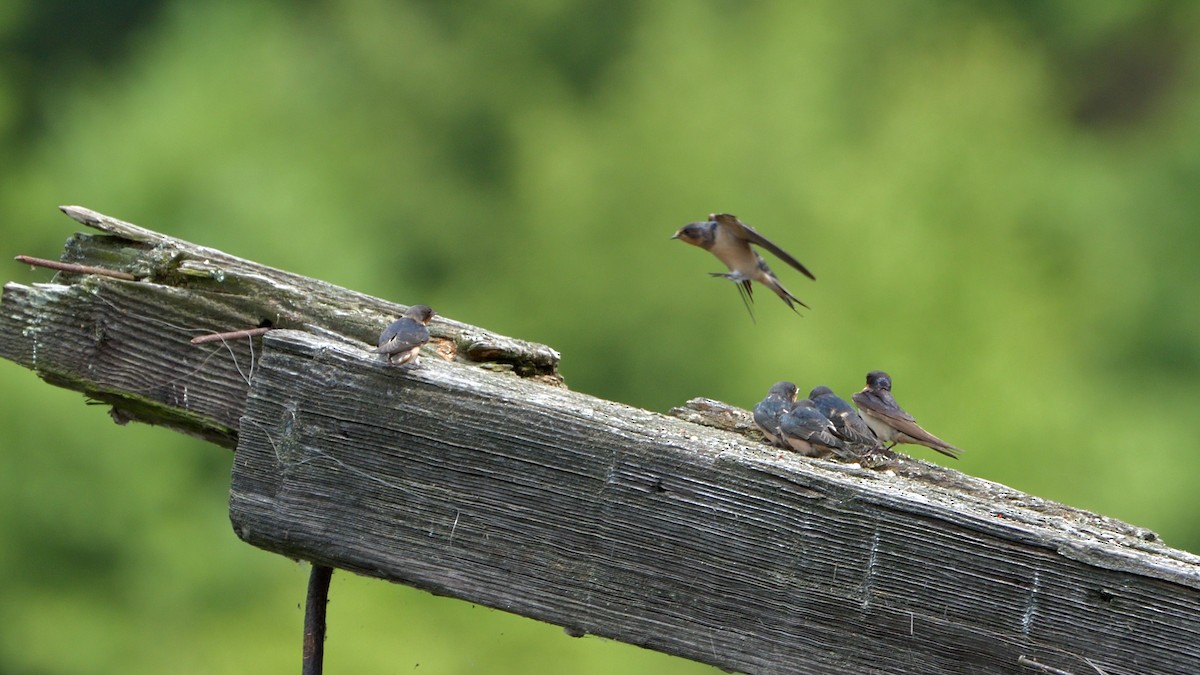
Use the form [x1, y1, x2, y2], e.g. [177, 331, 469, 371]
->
[231, 328, 1200, 674]
[4, 207, 1200, 674]
[0, 206, 560, 448]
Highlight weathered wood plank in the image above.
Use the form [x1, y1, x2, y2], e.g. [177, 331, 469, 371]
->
[55, 206, 560, 378]
[231, 329, 1200, 675]
[0, 207, 562, 448]
[0, 279, 258, 445]
[7, 207, 1200, 673]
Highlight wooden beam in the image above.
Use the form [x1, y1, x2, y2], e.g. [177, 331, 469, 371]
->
[4, 207, 1200, 673]
[0, 206, 561, 448]
[231, 328, 1200, 674]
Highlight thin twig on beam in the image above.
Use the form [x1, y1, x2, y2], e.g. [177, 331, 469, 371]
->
[14, 255, 137, 281]
[190, 327, 273, 345]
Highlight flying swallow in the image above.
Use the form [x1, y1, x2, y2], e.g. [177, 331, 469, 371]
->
[671, 213, 815, 320]
[779, 399, 855, 459]
[377, 304, 436, 367]
[851, 371, 962, 459]
[753, 381, 799, 448]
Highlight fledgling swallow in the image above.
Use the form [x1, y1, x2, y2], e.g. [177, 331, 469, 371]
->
[779, 399, 855, 459]
[851, 371, 962, 459]
[377, 304, 436, 368]
[753, 381, 799, 448]
[810, 385, 895, 468]
[671, 213, 815, 320]
[809, 386, 882, 451]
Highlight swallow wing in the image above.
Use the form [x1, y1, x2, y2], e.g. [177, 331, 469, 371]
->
[378, 319, 430, 355]
[829, 410, 881, 447]
[717, 215, 816, 281]
[809, 424, 848, 451]
[855, 391, 960, 456]
[753, 397, 792, 444]
[735, 278, 756, 322]
[782, 409, 843, 448]
[779, 411, 813, 441]
[892, 421, 961, 456]
[753, 398, 784, 430]
[853, 389, 916, 424]
[815, 393, 878, 442]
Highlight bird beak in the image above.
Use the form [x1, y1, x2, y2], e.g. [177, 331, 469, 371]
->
[669, 231, 682, 240]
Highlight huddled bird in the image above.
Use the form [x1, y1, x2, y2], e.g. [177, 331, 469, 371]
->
[809, 385, 882, 453]
[753, 381, 799, 448]
[377, 304, 436, 368]
[672, 213, 815, 320]
[671, 210, 963, 464]
[852, 370, 962, 459]
[779, 399, 855, 459]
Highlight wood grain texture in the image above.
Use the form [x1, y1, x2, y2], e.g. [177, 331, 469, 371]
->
[1, 207, 563, 448]
[0, 279, 257, 445]
[55, 205, 561, 378]
[6, 207, 1200, 673]
[231, 330, 1200, 675]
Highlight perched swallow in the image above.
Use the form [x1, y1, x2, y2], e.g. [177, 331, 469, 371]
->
[809, 386, 882, 450]
[753, 381, 799, 448]
[377, 304, 436, 367]
[671, 213, 815, 320]
[851, 371, 962, 459]
[779, 399, 855, 459]
[810, 385, 896, 468]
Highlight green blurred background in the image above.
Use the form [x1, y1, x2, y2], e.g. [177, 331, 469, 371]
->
[2, 1, 1198, 672]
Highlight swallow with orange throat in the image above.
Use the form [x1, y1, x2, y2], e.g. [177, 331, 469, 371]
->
[672, 213, 815, 321]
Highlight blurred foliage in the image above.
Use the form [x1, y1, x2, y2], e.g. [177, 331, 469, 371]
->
[2, 0, 1199, 672]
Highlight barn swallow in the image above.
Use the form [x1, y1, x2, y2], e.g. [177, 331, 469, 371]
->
[753, 381, 799, 448]
[671, 213, 815, 320]
[809, 386, 882, 452]
[779, 399, 855, 459]
[377, 304, 436, 367]
[851, 371, 962, 459]
[810, 385, 896, 468]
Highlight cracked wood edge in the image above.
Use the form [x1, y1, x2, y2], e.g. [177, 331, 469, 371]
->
[55, 205, 561, 376]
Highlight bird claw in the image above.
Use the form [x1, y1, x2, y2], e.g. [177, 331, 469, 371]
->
[858, 448, 897, 470]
